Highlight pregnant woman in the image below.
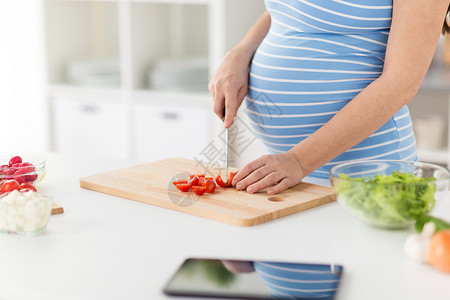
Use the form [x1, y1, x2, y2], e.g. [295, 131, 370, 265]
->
[209, 0, 450, 194]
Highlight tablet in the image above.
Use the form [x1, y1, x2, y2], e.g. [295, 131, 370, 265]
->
[163, 258, 344, 299]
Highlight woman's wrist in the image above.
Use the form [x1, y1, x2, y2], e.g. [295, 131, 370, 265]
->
[225, 46, 255, 65]
[286, 149, 309, 179]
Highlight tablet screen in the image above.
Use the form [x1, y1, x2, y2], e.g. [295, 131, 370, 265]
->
[163, 258, 344, 299]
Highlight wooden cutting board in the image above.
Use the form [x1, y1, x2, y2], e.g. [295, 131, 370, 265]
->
[51, 203, 64, 215]
[79, 158, 336, 226]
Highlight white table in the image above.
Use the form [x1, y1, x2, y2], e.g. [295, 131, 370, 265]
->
[1, 153, 449, 300]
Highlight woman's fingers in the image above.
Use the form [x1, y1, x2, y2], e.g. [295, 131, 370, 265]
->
[221, 85, 248, 127]
[209, 47, 250, 126]
[237, 85, 248, 103]
[222, 81, 242, 127]
[233, 152, 305, 195]
[212, 82, 241, 126]
[235, 165, 272, 191]
[246, 172, 283, 194]
[213, 90, 226, 120]
[267, 177, 292, 195]
[232, 155, 269, 186]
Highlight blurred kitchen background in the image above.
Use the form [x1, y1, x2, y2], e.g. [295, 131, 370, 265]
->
[1, 0, 450, 168]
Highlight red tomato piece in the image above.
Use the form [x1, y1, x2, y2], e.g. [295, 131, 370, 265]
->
[188, 175, 200, 186]
[19, 182, 37, 192]
[198, 177, 207, 187]
[1, 180, 20, 193]
[175, 184, 191, 192]
[192, 186, 207, 196]
[215, 175, 227, 188]
[189, 174, 205, 179]
[205, 179, 216, 193]
[172, 180, 188, 186]
[227, 172, 237, 187]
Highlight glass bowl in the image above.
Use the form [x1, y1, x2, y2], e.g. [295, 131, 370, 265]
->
[329, 160, 450, 229]
[0, 155, 46, 186]
[0, 190, 52, 235]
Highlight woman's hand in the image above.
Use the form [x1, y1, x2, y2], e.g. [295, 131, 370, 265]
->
[231, 151, 306, 195]
[208, 48, 251, 128]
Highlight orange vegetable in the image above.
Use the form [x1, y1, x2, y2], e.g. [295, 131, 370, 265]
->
[215, 175, 227, 188]
[205, 179, 216, 193]
[227, 172, 237, 187]
[198, 177, 207, 187]
[175, 184, 191, 192]
[427, 229, 450, 273]
[172, 180, 188, 186]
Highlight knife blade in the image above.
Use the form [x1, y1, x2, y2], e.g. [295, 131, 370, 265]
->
[223, 107, 229, 185]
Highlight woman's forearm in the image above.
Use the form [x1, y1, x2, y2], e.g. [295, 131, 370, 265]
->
[288, 75, 413, 176]
[228, 11, 271, 62]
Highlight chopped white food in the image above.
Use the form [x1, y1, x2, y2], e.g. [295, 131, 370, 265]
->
[0, 190, 52, 233]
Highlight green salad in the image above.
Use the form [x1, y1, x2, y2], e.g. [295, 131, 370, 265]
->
[334, 171, 436, 227]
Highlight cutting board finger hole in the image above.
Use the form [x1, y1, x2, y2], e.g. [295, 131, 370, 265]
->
[267, 196, 285, 202]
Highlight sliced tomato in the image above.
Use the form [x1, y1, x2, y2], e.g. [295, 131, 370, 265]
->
[175, 183, 191, 192]
[198, 177, 207, 187]
[1, 179, 20, 193]
[189, 174, 205, 179]
[172, 180, 188, 186]
[188, 175, 200, 186]
[206, 177, 213, 180]
[192, 185, 207, 196]
[215, 175, 227, 188]
[205, 179, 216, 193]
[227, 172, 237, 187]
[19, 182, 37, 192]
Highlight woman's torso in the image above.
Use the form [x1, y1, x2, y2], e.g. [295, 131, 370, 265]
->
[246, 0, 417, 178]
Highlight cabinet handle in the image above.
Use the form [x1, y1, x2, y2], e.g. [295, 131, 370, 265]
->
[80, 105, 99, 113]
[162, 112, 179, 120]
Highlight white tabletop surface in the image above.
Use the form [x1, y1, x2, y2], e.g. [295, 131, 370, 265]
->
[1, 153, 450, 300]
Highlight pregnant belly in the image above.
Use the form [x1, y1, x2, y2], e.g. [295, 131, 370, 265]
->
[245, 31, 416, 177]
[246, 32, 386, 135]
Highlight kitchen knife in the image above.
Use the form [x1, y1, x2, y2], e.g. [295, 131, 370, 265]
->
[223, 107, 229, 185]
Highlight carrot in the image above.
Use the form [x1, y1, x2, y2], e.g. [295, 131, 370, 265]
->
[427, 229, 450, 273]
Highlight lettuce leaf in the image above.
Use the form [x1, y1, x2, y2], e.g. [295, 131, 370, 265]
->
[334, 171, 436, 227]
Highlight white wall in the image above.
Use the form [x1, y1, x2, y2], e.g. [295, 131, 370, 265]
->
[0, 1, 48, 155]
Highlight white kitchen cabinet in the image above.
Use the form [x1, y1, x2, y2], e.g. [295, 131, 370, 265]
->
[44, 0, 267, 163]
[133, 101, 211, 162]
[51, 95, 129, 160]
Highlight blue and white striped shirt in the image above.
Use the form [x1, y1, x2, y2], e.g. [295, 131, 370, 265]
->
[245, 0, 417, 179]
[254, 261, 343, 299]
